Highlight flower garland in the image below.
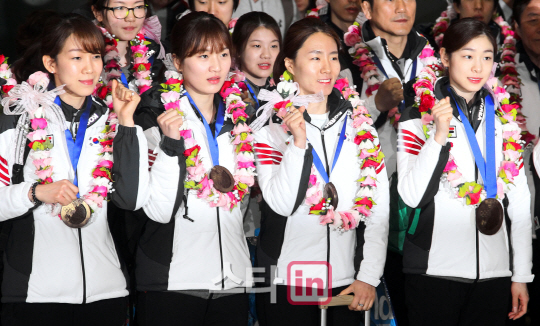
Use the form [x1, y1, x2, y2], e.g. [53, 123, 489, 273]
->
[431, 11, 535, 147]
[306, 4, 326, 17]
[493, 15, 535, 146]
[0, 55, 16, 97]
[344, 22, 439, 129]
[21, 72, 118, 216]
[94, 26, 154, 107]
[271, 73, 384, 230]
[228, 18, 238, 34]
[160, 70, 256, 210]
[413, 63, 523, 206]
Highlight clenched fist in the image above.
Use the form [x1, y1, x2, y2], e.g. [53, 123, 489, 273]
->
[432, 97, 453, 146]
[283, 106, 307, 149]
[112, 79, 141, 127]
[157, 109, 184, 140]
[374, 78, 404, 112]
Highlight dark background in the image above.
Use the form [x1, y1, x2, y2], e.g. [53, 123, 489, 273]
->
[0, 0, 448, 61]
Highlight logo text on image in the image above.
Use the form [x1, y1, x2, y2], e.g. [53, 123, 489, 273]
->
[287, 261, 332, 305]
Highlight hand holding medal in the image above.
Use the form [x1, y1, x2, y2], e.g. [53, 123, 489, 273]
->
[28, 180, 79, 207]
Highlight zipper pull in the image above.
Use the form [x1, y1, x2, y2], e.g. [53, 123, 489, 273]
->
[321, 129, 324, 135]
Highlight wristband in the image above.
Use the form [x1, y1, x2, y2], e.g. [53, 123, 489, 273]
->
[30, 182, 43, 207]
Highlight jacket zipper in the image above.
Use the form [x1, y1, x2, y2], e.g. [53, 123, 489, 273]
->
[78, 228, 87, 303]
[320, 128, 332, 287]
[216, 208, 225, 289]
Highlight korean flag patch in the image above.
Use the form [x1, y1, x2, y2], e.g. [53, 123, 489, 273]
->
[46, 135, 54, 146]
[448, 126, 457, 138]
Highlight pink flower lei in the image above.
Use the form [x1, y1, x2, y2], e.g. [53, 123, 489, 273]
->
[0, 55, 17, 97]
[94, 25, 154, 107]
[344, 22, 438, 129]
[160, 70, 256, 210]
[22, 72, 118, 217]
[432, 11, 534, 146]
[273, 76, 384, 230]
[413, 62, 524, 206]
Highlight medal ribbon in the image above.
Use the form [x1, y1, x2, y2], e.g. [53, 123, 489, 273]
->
[371, 54, 417, 112]
[58, 96, 92, 198]
[185, 92, 225, 167]
[245, 83, 260, 109]
[448, 88, 497, 198]
[120, 72, 129, 88]
[310, 115, 348, 184]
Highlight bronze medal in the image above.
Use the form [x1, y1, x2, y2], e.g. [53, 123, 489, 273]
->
[476, 198, 504, 235]
[209, 165, 235, 193]
[323, 182, 339, 209]
[60, 198, 91, 228]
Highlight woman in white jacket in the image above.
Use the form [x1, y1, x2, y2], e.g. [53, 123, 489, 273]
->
[397, 18, 533, 325]
[133, 11, 254, 326]
[253, 17, 389, 325]
[0, 13, 147, 325]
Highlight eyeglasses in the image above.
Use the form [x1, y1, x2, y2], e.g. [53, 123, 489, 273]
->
[104, 4, 148, 19]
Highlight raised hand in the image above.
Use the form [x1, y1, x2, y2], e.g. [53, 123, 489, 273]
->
[374, 77, 404, 112]
[28, 180, 79, 206]
[111, 79, 141, 127]
[283, 106, 307, 149]
[157, 109, 184, 140]
[432, 97, 453, 146]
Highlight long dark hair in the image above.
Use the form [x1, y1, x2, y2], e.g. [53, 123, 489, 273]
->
[441, 18, 497, 56]
[170, 11, 232, 64]
[12, 13, 105, 83]
[273, 17, 341, 79]
[232, 12, 282, 70]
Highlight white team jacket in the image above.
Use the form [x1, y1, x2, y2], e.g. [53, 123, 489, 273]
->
[253, 89, 390, 288]
[135, 90, 253, 292]
[397, 77, 534, 282]
[0, 96, 151, 303]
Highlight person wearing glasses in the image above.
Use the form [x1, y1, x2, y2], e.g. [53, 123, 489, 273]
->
[91, 0, 165, 96]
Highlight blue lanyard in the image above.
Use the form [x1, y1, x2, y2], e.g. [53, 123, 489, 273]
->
[58, 96, 92, 198]
[448, 88, 497, 198]
[372, 54, 417, 112]
[185, 92, 225, 167]
[310, 116, 348, 184]
[245, 83, 260, 109]
[120, 71, 129, 88]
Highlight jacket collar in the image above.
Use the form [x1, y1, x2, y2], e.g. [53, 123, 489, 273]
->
[434, 76, 489, 129]
[59, 96, 108, 129]
[361, 21, 426, 61]
[302, 87, 352, 130]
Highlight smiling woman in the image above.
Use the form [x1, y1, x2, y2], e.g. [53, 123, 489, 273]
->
[91, 0, 164, 98]
[231, 12, 282, 110]
[253, 17, 390, 326]
[1, 13, 153, 326]
[397, 18, 534, 325]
